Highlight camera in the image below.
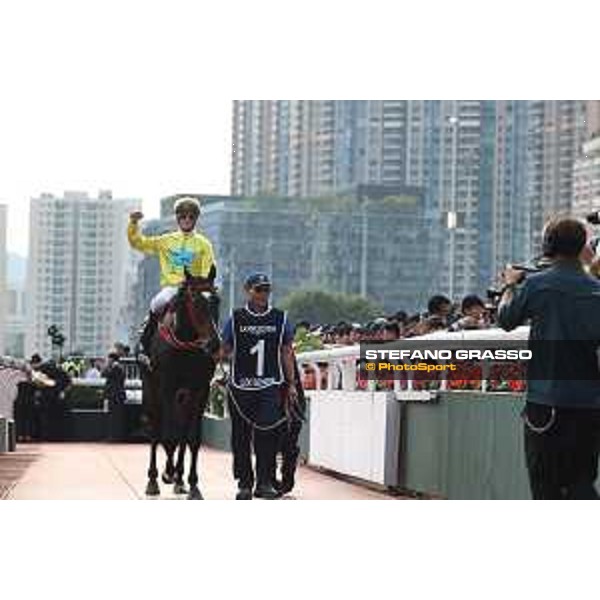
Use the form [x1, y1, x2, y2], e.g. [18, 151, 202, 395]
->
[486, 256, 554, 304]
[586, 212, 600, 226]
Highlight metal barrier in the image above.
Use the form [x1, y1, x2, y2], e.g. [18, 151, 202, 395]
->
[71, 377, 143, 408]
[7, 420, 16, 451]
[0, 416, 15, 453]
[0, 417, 6, 453]
[120, 357, 142, 382]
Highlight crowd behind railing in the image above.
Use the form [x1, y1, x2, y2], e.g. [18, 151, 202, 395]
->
[294, 293, 527, 393]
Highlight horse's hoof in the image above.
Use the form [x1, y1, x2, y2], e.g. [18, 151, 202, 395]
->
[162, 471, 174, 484]
[173, 482, 188, 495]
[187, 487, 203, 500]
[145, 480, 160, 496]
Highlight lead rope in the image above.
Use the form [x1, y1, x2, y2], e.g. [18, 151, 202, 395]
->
[213, 360, 290, 432]
[226, 385, 290, 432]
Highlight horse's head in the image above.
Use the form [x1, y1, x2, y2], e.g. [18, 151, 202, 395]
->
[173, 268, 219, 345]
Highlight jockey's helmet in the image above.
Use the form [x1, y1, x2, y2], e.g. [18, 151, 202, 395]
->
[174, 196, 201, 219]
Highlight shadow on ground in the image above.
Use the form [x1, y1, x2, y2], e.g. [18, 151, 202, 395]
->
[0, 448, 41, 499]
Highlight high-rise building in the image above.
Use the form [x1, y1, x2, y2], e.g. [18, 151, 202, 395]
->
[487, 101, 531, 280]
[232, 100, 345, 198]
[525, 100, 587, 255]
[422, 101, 486, 298]
[232, 100, 592, 300]
[232, 100, 415, 198]
[232, 100, 493, 297]
[573, 136, 600, 220]
[25, 191, 142, 358]
[217, 188, 437, 315]
[586, 100, 600, 140]
[0, 204, 7, 355]
[5, 254, 27, 357]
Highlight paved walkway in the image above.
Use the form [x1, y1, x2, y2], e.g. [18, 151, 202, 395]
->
[1, 443, 397, 500]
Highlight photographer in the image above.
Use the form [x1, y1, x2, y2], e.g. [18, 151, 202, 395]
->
[426, 295, 454, 329]
[449, 295, 489, 331]
[497, 216, 600, 499]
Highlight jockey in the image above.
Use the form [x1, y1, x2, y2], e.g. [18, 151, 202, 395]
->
[127, 196, 218, 359]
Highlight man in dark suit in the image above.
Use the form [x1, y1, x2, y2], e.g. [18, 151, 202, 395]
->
[498, 216, 600, 499]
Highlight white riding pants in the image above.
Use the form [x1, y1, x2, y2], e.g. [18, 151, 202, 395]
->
[150, 286, 178, 314]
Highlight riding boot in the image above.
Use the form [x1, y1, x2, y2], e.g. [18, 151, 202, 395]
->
[137, 311, 158, 367]
[208, 292, 220, 326]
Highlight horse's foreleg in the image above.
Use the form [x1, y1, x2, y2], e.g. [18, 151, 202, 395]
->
[162, 441, 176, 484]
[187, 440, 203, 500]
[173, 441, 187, 495]
[145, 440, 160, 496]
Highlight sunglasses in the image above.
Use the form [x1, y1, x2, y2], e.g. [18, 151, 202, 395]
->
[177, 212, 197, 221]
[253, 285, 271, 293]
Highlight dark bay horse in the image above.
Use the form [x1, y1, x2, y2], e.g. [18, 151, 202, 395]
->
[142, 272, 219, 499]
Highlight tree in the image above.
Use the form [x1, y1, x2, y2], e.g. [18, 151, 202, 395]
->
[281, 289, 382, 325]
[293, 326, 324, 353]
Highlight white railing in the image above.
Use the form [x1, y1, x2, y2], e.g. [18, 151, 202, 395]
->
[296, 326, 530, 396]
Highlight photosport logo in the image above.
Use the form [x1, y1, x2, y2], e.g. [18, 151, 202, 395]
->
[359, 339, 534, 382]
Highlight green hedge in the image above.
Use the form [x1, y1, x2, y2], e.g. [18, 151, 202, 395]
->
[66, 382, 227, 415]
[65, 385, 105, 410]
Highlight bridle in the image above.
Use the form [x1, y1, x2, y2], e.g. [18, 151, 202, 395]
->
[159, 283, 219, 352]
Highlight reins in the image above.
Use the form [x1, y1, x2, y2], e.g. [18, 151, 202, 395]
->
[159, 285, 217, 352]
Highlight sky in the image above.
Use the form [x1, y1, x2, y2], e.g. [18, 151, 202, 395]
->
[0, 2, 232, 256]
[1, 1, 595, 258]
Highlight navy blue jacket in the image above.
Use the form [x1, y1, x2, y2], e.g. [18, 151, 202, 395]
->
[497, 260, 600, 408]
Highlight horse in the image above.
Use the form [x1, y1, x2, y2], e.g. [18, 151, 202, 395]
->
[141, 271, 220, 500]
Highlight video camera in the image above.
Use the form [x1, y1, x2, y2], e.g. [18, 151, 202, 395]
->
[486, 256, 554, 304]
[586, 211, 600, 226]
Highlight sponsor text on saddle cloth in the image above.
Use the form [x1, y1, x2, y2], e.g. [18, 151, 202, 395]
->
[230, 306, 287, 390]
